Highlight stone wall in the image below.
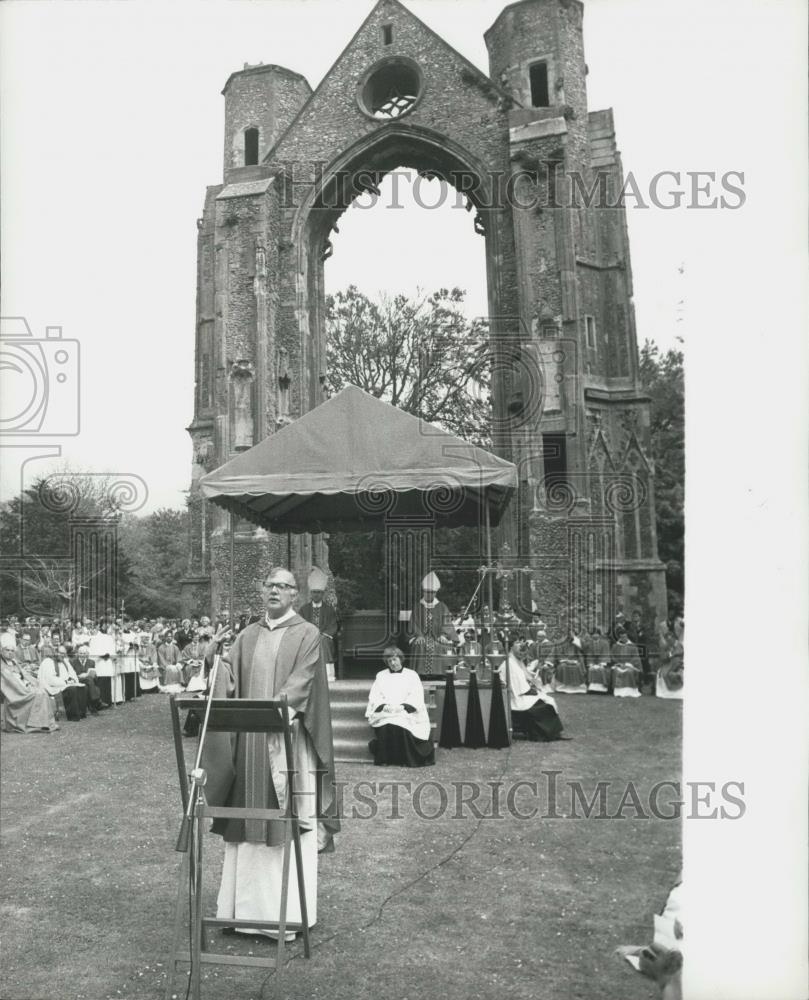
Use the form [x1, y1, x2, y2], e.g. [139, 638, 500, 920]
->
[182, 0, 669, 628]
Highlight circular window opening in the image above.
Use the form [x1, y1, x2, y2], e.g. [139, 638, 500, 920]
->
[359, 59, 423, 120]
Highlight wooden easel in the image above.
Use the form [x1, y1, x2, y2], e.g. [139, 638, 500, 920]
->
[165, 695, 311, 1000]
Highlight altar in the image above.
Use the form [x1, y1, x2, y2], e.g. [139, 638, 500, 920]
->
[424, 677, 512, 744]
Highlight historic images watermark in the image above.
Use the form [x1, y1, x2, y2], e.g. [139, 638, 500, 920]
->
[277, 162, 747, 213]
[0, 317, 81, 437]
[308, 773, 746, 822]
[0, 315, 149, 620]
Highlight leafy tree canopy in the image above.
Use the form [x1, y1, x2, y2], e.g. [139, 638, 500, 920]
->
[639, 339, 685, 615]
[0, 468, 188, 622]
[325, 287, 491, 613]
[326, 285, 491, 446]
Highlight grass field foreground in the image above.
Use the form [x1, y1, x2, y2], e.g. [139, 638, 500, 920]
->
[0, 691, 680, 1000]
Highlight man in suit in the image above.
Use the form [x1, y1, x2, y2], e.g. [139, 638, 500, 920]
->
[174, 619, 193, 651]
[70, 643, 106, 711]
[299, 567, 340, 682]
[39, 644, 88, 720]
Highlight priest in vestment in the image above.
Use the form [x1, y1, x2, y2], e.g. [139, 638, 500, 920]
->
[503, 638, 565, 742]
[656, 621, 684, 700]
[38, 646, 88, 720]
[407, 572, 457, 676]
[526, 622, 555, 690]
[0, 634, 59, 733]
[553, 624, 588, 694]
[610, 627, 643, 698]
[298, 567, 340, 682]
[201, 567, 339, 941]
[366, 646, 435, 767]
[583, 626, 611, 693]
[17, 634, 41, 675]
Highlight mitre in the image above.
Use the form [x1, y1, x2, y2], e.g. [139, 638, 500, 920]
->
[307, 567, 328, 591]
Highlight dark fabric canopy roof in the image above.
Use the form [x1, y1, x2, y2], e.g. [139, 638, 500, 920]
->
[200, 385, 516, 533]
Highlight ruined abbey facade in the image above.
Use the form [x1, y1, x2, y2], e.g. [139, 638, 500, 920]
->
[181, 0, 667, 630]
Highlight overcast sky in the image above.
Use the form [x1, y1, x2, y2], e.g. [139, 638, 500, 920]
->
[3, 0, 799, 513]
[1, 1, 808, 993]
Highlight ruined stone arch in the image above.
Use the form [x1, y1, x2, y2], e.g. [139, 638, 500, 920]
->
[289, 123, 503, 413]
[183, 0, 669, 629]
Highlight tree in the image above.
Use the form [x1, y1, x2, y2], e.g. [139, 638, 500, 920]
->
[0, 470, 136, 619]
[326, 285, 491, 445]
[325, 287, 492, 613]
[0, 469, 190, 622]
[639, 339, 685, 614]
[118, 508, 190, 618]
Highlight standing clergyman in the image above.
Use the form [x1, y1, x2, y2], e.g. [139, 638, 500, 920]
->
[298, 567, 340, 682]
[202, 567, 339, 940]
[407, 571, 457, 676]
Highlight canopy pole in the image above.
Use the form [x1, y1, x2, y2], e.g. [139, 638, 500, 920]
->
[485, 496, 511, 741]
[484, 498, 494, 623]
[229, 512, 235, 624]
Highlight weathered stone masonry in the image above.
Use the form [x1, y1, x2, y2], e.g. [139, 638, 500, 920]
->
[181, 0, 667, 631]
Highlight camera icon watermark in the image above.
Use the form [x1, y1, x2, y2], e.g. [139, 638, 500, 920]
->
[0, 317, 80, 436]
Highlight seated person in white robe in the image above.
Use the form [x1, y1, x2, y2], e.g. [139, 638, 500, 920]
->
[366, 646, 434, 767]
[156, 631, 184, 692]
[503, 639, 565, 742]
[38, 645, 88, 720]
[0, 634, 59, 733]
[180, 630, 208, 687]
[584, 626, 612, 692]
[610, 627, 643, 698]
[554, 625, 588, 693]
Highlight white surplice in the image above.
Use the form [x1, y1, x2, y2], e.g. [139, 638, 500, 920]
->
[503, 654, 558, 712]
[365, 666, 430, 740]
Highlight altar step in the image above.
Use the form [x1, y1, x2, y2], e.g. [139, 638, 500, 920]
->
[328, 680, 374, 763]
[327, 679, 441, 764]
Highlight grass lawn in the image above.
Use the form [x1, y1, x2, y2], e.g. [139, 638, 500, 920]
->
[0, 691, 680, 1000]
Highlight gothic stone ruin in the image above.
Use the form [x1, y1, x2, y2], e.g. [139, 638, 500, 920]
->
[182, 0, 667, 632]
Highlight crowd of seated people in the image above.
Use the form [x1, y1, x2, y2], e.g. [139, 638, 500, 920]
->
[478, 610, 684, 699]
[0, 612, 250, 733]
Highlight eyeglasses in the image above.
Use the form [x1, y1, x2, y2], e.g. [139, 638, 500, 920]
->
[264, 582, 297, 592]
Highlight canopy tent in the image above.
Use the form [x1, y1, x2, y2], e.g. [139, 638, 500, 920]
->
[200, 385, 517, 533]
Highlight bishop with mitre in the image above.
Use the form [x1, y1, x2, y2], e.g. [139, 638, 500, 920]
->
[299, 567, 340, 682]
[406, 571, 457, 676]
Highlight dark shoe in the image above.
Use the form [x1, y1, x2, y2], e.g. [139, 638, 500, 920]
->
[99, 702, 110, 709]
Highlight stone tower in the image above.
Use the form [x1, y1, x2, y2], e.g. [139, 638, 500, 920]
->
[181, 0, 668, 632]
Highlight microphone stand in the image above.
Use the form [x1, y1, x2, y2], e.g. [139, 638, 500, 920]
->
[175, 637, 226, 853]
